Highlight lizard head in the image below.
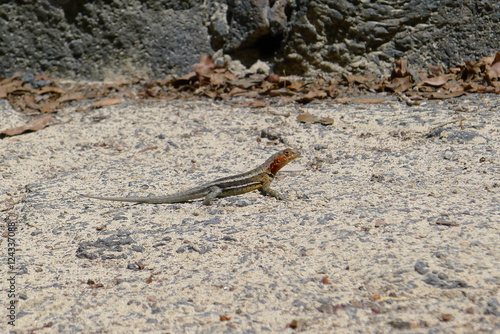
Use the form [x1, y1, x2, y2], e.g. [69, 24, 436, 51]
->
[268, 148, 301, 175]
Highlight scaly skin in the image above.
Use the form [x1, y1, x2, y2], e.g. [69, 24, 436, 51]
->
[83, 148, 301, 205]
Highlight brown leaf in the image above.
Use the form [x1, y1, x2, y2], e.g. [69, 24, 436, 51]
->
[230, 78, 258, 89]
[321, 276, 331, 284]
[345, 73, 377, 84]
[0, 75, 21, 86]
[257, 81, 276, 93]
[193, 54, 216, 77]
[491, 52, 500, 76]
[427, 64, 444, 77]
[297, 112, 318, 123]
[225, 86, 247, 98]
[0, 80, 24, 98]
[427, 91, 466, 99]
[444, 83, 465, 93]
[308, 85, 327, 98]
[174, 71, 197, 82]
[336, 97, 387, 104]
[286, 80, 305, 91]
[38, 86, 65, 95]
[436, 218, 459, 226]
[484, 65, 498, 85]
[0, 114, 53, 137]
[38, 101, 61, 113]
[477, 55, 495, 68]
[386, 76, 413, 92]
[461, 60, 481, 81]
[297, 112, 333, 125]
[202, 89, 219, 99]
[57, 92, 86, 103]
[92, 98, 123, 108]
[208, 72, 226, 86]
[422, 74, 454, 87]
[296, 85, 327, 103]
[268, 87, 295, 97]
[403, 91, 421, 100]
[246, 100, 268, 108]
[138, 146, 158, 153]
[223, 71, 238, 81]
[391, 59, 408, 78]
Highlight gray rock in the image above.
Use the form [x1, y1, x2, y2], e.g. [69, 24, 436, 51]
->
[414, 260, 429, 275]
[276, 0, 499, 75]
[76, 233, 137, 260]
[0, 1, 212, 79]
[446, 131, 488, 144]
[484, 298, 500, 316]
[0, 0, 498, 79]
[423, 273, 468, 289]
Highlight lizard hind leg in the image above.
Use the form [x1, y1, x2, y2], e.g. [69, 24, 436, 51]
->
[202, 186, 223, 205]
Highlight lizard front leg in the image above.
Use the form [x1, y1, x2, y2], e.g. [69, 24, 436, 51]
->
[259, 183, 286, 200]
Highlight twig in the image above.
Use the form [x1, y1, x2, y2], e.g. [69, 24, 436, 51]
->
[429, 117, 468, 132]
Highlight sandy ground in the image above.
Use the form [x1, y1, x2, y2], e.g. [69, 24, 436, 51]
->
[1, 94, 499, 333]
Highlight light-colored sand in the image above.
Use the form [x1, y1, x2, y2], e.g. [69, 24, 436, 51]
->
[1, 95, 499, 333]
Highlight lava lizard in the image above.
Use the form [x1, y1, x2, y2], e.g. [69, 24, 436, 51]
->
[83, 148, 301, 205]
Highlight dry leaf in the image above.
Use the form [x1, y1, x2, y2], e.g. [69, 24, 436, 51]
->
[297, 112, 333, 125]
[208, 72, 226, 86]
[202, 89, 219, 99]
[461, 60, 481, 81]
[427, 64, 444, 77]
[57, 92, 86, 103]
[296, 85, 327, 103]
[38, 86, 65, 95]
[336, 97, 387, 104]
[92, 98, 123, 108]
[257, 80, 276, 93]
[193, 54, 216, 77]
[38, 101, 61, 113]
[225, 86, 248, 97]
[427, 91, 466, 99]
[0, 114, 53, 137]
[422, 74, 454, 86]
[386, 76, 412, 92]
[219, 315, 231, 322]
[223, 71, 238, 81]
[230, 78, 258, 89]
[268, 87, 295, 97]
[484, 65, 498, 85]
[0, 80, 24, 98]
[345, 73, 376, 84]
[308, 85, 327, 98]
[391, 59, 408, 78]
[286, 80, 305, 91]
[444, 83, 465, 93]
[491, 52, 500, 76]
[297, 112, 317, 123]
[355, 97, 387, 104]
[246, 100, 268, 107]
[175, 71, 197, 82]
